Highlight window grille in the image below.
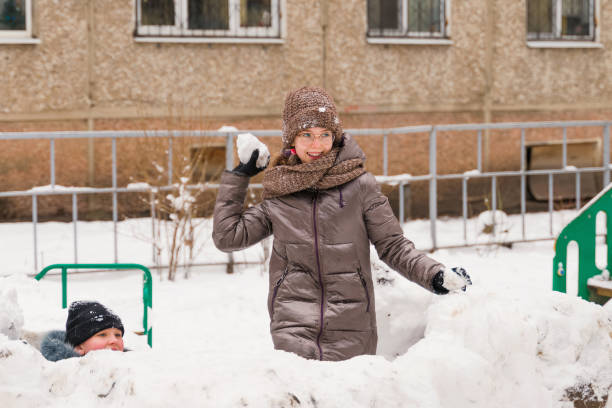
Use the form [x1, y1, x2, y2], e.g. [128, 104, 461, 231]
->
[367, 0, 447, 38]
[527, 0, 595, 41]
[136, 0, 280, 38]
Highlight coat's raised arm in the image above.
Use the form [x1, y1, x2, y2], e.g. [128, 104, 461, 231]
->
[212, 171, 272, 252]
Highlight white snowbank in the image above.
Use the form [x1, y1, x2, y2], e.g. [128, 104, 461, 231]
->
[1, 257, 610, 407]
[1, 210, 610, 406]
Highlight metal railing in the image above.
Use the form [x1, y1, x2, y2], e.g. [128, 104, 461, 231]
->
[1, 120, 610, 274]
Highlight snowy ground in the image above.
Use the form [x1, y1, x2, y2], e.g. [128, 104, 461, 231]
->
[1, 211, 611, 407]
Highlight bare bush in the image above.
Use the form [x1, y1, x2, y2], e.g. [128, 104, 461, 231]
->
[132, 134, 221, 281]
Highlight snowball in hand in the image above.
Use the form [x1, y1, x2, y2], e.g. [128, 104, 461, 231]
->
[237, 133, 270, 168]
[443, 267, 472, 292]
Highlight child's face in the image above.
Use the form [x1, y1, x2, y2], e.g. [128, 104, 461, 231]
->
[294, 127, 334, 164]
[74, 327, 124, 355]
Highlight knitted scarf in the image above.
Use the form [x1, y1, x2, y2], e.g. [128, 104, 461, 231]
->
[262, 147, 365, 199]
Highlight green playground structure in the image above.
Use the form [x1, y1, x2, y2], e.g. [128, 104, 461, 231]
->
[553, 183, 612, 303]
[35, 263, 153, 347]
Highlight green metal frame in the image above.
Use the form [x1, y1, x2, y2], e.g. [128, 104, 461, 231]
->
[35, 263, 153, 347]
[553, 184, 612, 301]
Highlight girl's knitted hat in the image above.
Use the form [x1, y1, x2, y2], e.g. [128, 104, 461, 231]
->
[65, 301, 124, 347]
[281, 87, 343, 149]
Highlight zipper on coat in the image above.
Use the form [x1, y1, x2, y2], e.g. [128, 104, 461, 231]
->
[338, 186, 345, 208]
[270, 266, 289, 316]
[357, 268, 371, 312]
[313, 191, 325, 360]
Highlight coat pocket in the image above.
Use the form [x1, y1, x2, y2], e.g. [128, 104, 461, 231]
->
[357, 267, 370, 313]
[270, 266, 289, 317]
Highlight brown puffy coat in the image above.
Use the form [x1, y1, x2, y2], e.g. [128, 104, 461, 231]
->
[213, 136, 443, 361]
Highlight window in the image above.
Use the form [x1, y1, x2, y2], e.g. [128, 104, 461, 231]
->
[527, 0, 595, 41]
[367, 0, 447, 38]
[136, 0, 280, 39]
[0, 0, 33, 38]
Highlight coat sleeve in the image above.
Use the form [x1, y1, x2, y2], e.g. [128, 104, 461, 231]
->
[212, 171, 272, 252]
[359, 173, 443, 292]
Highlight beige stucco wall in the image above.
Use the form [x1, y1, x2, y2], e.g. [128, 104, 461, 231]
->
[492, 0, 612, 107]
[1, 0, 611, 121]
[0, 1, 89, 114]
[90, 0, 324, 116]
[0, 0, 611, 220]
[326, 0, 488, 111]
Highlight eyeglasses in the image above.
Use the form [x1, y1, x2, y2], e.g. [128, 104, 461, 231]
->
[295, 130, 334, 145]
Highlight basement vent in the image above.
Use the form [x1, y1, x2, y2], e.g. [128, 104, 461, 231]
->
[527, 139, 602, 201]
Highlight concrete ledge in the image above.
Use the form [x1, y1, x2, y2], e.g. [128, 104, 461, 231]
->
[527, 41, 603, 49]
[134, 36, 284, 45]
[0, 37, 41, 45]
[367, 37, 453, 46]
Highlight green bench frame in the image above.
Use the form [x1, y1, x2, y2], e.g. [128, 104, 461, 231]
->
[35, 263, 153, 347]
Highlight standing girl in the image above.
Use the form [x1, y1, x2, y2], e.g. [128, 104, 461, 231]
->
[213, 87, 470, 361]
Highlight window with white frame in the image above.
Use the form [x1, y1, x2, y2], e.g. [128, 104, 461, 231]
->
[136, 0, 281, 38]
[367, 0, 447, 38]
[0, 0, 33, 38]
[527, 0, 595, 40]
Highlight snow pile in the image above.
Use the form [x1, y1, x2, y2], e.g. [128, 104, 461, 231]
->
[237, 133, 270, 169]
[1, 262, 611, 407]
[0, 287, 23, 340]
[412, 286, 612, 406]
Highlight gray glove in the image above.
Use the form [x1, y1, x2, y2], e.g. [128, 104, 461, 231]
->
[432, 267, 472, 295]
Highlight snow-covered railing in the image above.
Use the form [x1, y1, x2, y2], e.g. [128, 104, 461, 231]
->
[1, 120, 610, 273]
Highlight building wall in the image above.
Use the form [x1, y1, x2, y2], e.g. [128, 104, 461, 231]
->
[326, 0, 488, 112]
[0, 0, 610, 220]
[2, 1, 611, 120]
[492, 0, 612, 108]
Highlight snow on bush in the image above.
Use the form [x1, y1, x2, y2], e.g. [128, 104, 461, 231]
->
[477, 210, 511, 234]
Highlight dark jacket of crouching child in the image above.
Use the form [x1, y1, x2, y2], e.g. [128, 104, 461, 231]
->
[41, 330, 81, 361]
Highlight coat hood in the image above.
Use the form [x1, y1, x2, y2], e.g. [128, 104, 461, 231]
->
[335, 133, 366, 164]
[40, 330, 80, 362]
